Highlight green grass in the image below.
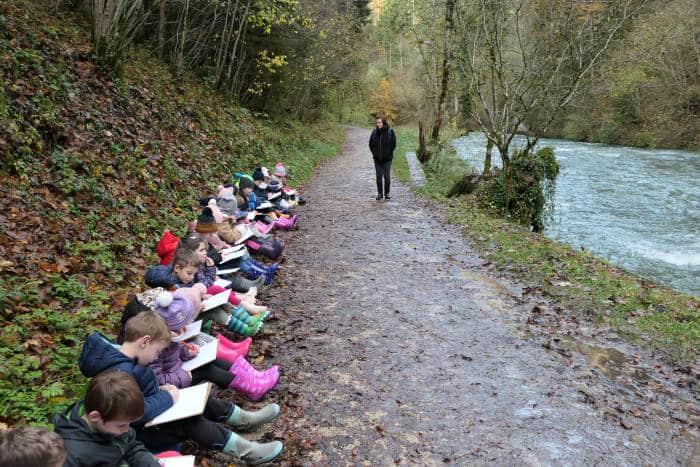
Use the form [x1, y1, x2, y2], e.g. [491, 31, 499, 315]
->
[392, 126, 418, 184]
[416, 145, 699, 363]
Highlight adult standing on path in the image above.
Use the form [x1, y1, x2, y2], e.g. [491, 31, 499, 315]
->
[369, 116, 397, 200]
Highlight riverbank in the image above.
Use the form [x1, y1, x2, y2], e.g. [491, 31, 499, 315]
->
[0, 1, 343, 427]
[392, 127, 698, 366]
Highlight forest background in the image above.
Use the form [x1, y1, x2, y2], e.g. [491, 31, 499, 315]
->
[0, 0, 698, 430]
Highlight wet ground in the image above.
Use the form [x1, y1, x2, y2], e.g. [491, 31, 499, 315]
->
[212, 128, 699, 466]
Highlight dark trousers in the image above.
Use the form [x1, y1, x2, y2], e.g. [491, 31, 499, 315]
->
[192, 358, 234, 388]
[136, 394, 233, 451]
[374, 160, 392, 196]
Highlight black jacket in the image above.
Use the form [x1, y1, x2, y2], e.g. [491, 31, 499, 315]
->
[369, 127, 397, 163]
[53, 401, 160, 467]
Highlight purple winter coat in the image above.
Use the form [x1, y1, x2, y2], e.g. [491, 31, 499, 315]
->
[147, 342, 195, 388]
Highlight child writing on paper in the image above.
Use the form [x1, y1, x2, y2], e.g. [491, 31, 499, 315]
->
[53, 371, 162, 467]
[119, 287, 256, 364]
[0, 426, 66, 467]
[179, 233, 269, 315]
[149, 290, 279, 400]
[192, 207, 280, 285]
[146, 250, 267, 337]
[78, 312, 283, 465]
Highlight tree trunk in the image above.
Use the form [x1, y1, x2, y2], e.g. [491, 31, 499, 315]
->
[417, 120, 429, 163]
[157, 0, 165, 59]
[430, 0, 455, 144]
[483, 139, 493, 175]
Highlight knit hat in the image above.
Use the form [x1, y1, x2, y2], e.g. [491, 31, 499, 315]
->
[274, 163, 286, 178]
[156, 230, 180, 265]
[238, 176, 255, 191]
[154, 291, 196, 330]
[261, 167, 270, 178]
[195, 207, 218, 233]
[252, 168, 265, 181]
[177, 283, 206, 313]
[208, 199, 225, 223]
[217, 185, 235, 200]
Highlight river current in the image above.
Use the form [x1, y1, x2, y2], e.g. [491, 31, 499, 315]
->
[452, 133, 699, 297]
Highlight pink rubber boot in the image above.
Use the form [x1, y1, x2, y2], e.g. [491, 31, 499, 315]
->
[217, 344, 245, 363]
[255, 221, 274, 235]
[272, 217, 292, 230]
[236, 356, 280, 379]
[216, 334, 252, 356]
[228, 356, 280, 401]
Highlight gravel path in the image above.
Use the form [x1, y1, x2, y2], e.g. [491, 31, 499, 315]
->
[255, 127, 698, 466]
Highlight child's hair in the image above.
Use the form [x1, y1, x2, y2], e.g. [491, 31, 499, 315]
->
[117, 297, 150, 344]
[85, 371, 144, 422]
[171, 248, 199, 269]
[180, 232, 208, 252]
[122, 311, 171, 343]
[0, 426, 66, 467]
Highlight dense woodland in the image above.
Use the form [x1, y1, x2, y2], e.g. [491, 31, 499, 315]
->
[368, 0, 698, 151]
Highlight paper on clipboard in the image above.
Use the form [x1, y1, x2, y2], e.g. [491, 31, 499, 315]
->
[202, 289, 231, 311]
[181, 339, 218, 371]
[213, 278, 231, 288]
[216, 267, 240, 275]
[158, 455, 196, 467]
[144, 383, 211, 427]
[170, 320, 202, 342]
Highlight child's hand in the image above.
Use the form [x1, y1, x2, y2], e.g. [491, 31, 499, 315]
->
[205, 256, 215, 267]
[184, 342, 200, 357]
[202, 293, 213, 300]
[163, 384, 179, 403]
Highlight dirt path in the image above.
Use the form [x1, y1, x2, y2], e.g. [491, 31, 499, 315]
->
[258, 128, 698, 465]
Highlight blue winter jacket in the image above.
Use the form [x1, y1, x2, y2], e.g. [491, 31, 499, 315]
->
[144, 264, 177, 289]
[78, 332, 173, 425]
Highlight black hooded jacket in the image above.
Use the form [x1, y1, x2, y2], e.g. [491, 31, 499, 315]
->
[53, 401, 160, 467]
[369, 126, 397, 163]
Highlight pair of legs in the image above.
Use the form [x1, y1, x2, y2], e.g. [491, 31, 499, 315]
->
[374, 160, 392, 199]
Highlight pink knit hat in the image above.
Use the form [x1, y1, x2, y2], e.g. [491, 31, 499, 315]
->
[177, 284, 206, 314]
[274, 162, 286, 177]
[208, 199, 225, 223]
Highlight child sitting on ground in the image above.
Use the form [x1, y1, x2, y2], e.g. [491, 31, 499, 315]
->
[53, 371, 161, 467]
[192, 207, 280, 284]
[146, 250, 266, 336]
[119, 287, 259, 366]
[0, 426, 66, 467]
[148, 290, 279, 400]
[78, 311, 283, 465]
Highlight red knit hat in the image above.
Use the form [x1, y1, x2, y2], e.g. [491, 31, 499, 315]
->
[156, 230, 180, 265]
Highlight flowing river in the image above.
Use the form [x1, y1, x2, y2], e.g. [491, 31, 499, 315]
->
[452, 133, 700, 297]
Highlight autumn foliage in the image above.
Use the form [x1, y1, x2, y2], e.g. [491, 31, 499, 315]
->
[0, 0, 339, 427]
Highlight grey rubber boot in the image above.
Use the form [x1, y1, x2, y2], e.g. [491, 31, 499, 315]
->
[227, 403, 280, 431]
[223, 432, 283, 465]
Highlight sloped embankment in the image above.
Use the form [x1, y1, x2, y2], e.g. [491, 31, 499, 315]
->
[0, 0, 341, 426]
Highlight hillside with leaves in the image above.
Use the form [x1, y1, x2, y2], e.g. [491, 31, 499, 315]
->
[0, 0, 342, 426]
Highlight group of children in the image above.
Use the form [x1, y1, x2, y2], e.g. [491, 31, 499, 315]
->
[0, 163, 304, 466]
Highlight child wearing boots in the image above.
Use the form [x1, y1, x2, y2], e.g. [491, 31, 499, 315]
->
[78, 311, 283, 465]
[148, 290, 279, 400]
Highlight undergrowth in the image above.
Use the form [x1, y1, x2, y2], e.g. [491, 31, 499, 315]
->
[0, 0, 342, 427]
